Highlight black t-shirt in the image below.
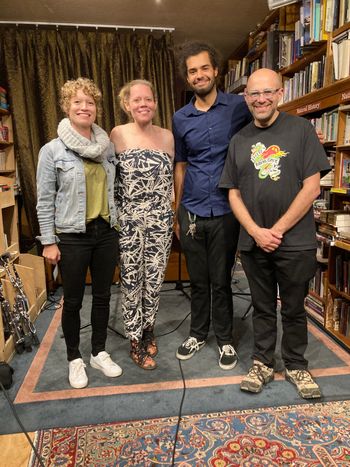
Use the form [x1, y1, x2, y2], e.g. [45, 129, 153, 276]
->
[219, 112, 330, 251]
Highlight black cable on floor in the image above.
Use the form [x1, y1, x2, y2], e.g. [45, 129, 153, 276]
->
[170, 359, 186, 466]
[155, 311, 191, 338]
[0, 381, 45, 467]
[39, 293, 62, 313]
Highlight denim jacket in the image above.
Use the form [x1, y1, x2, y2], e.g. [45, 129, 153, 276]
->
[36, 137, 117, 245]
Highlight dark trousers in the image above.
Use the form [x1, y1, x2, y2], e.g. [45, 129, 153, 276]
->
[178, 205, 239, 346]
[240, 248, 317, 370]
[58, 217, 119, 361]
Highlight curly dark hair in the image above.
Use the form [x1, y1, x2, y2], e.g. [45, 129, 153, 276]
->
[176, 41, 222, 80]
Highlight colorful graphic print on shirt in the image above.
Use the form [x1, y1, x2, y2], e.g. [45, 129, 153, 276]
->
[250, 142, 289, 181]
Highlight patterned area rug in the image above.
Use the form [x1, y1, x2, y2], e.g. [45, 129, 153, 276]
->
[30, 400, 350, 466]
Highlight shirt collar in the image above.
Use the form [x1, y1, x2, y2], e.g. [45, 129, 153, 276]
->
[183, 90, 229, 116]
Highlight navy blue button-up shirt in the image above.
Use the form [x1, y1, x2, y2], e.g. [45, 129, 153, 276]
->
[173, 91, 252, 217]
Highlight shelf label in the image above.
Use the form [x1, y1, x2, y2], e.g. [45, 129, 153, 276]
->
[341, 91, 350, 102]
[297, 102, 321, 114]
[331, 187, 348, 193]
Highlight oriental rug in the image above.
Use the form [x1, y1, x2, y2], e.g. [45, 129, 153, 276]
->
[30, 399, 350, 466]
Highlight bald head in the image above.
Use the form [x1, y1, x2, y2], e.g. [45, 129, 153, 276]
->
[247, 68, 282, 91]
[244, 68, 283, 128]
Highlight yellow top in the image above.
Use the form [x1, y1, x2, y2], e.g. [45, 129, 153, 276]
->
[83, 159, 109, 223]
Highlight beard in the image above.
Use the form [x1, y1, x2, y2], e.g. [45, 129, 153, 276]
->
[190, 78, 216, 97]
[249, 103, 279, 127]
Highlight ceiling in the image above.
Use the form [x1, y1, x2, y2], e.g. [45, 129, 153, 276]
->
[0, 0, 270, 60]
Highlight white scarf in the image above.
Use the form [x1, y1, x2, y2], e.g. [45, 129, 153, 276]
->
[57, 118, 110, 162]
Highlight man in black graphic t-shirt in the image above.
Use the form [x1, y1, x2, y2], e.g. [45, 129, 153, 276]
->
[220, 68, 330, 399]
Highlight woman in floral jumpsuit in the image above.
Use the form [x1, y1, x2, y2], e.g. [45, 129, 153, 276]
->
[111, 80, 174, 370]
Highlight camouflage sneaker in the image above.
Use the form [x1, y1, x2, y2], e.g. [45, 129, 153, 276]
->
[240, 361, 274, 393]
[285, 369, 321, 399]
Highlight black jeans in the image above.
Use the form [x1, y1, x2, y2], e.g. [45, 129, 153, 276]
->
[179, 205, 239, 346]
[240, 248, 317, 370]
[58, 217, 118, 361]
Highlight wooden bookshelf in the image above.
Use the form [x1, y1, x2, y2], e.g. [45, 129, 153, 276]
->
[279, 42, 327, 77]
[226, 2, 350, 352]
[279, 77, 350, 116]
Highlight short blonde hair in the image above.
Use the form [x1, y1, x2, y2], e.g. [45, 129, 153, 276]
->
[60, 77, 102, 115]
[118, 79, 156, 116]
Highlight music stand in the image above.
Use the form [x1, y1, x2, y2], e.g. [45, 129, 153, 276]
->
[162, 234, 191, 301]
[231, 254, 253, 320]
[74, 279, 126, 340]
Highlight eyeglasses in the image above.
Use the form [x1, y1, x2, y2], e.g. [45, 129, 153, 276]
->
[245, 88, 281, 99]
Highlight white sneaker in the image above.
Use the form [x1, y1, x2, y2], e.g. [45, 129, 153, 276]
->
[90, 351, 123, 377]
[68, 358, 88, 389]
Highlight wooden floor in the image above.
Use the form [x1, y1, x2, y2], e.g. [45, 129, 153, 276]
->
[0, 432, 34, 466]
[1, 233, 190, 465]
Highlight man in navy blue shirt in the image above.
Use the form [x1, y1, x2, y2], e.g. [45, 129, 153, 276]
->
[173, 41, 252, 369]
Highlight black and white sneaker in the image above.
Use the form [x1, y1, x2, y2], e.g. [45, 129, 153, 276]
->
[176, 336, 206, 360]
[218, 344, 238, 370]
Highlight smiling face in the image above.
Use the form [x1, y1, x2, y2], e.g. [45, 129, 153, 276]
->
[186, 51, 218, 97]
[244, 69, 283, 128]
[67, 89, 97, 134]
[125, 83, 157, 124]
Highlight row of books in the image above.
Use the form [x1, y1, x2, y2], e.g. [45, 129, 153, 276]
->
[320, 168, 335, 186]
[282, 57, 326, 103]
[332, 297, 350, 335]
[305, 293, 325, 323]
[316, 208, 350, 243]
[298, 0, 327, 47]
[338, 104, 350, 145]
[335, 253, 350, 292]
[0, 87, 8, 111]
[300, 0, 350, 43]
[310, 109, 339, 142]
[319, 209, 350, 224]
[224, 58, 249, 91]
[281, 0, 331, 67]
[332, 30, 350, 80]
[325, 0, 350, 33]
[226, 27, 317, 92]
[316, 233, 331, 258]
[279, 31, 298, 69]
[310, 264, 328, 298]
[318, 221, 350, 240]
[224, 28, 282, 91]
[339, 151, 350, 188]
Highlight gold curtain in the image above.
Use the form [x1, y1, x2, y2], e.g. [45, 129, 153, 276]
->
[0, 27, 175, 241]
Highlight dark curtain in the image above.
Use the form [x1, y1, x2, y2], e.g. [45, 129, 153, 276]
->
[0, 27, 175, 242]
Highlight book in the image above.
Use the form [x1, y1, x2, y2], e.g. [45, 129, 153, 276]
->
[339, 39, 350, 79]
[332, 30, 350, 80]
[339, 0, 347, 27]
[301, 0, 312, 45]
[333, 297, 342, 330]
[344, 113, 350, 145]
[325, 0, 336, 32]
[266, 30, 280, 70]
[341, 154, 350, 188]
[325, 290, 334, 328]
[336, 254, 343, 290]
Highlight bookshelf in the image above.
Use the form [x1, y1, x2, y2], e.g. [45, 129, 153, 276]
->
[226, 1, 350, 351]
[0, 108, 15, 174]
[0, 91, 47, 362]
